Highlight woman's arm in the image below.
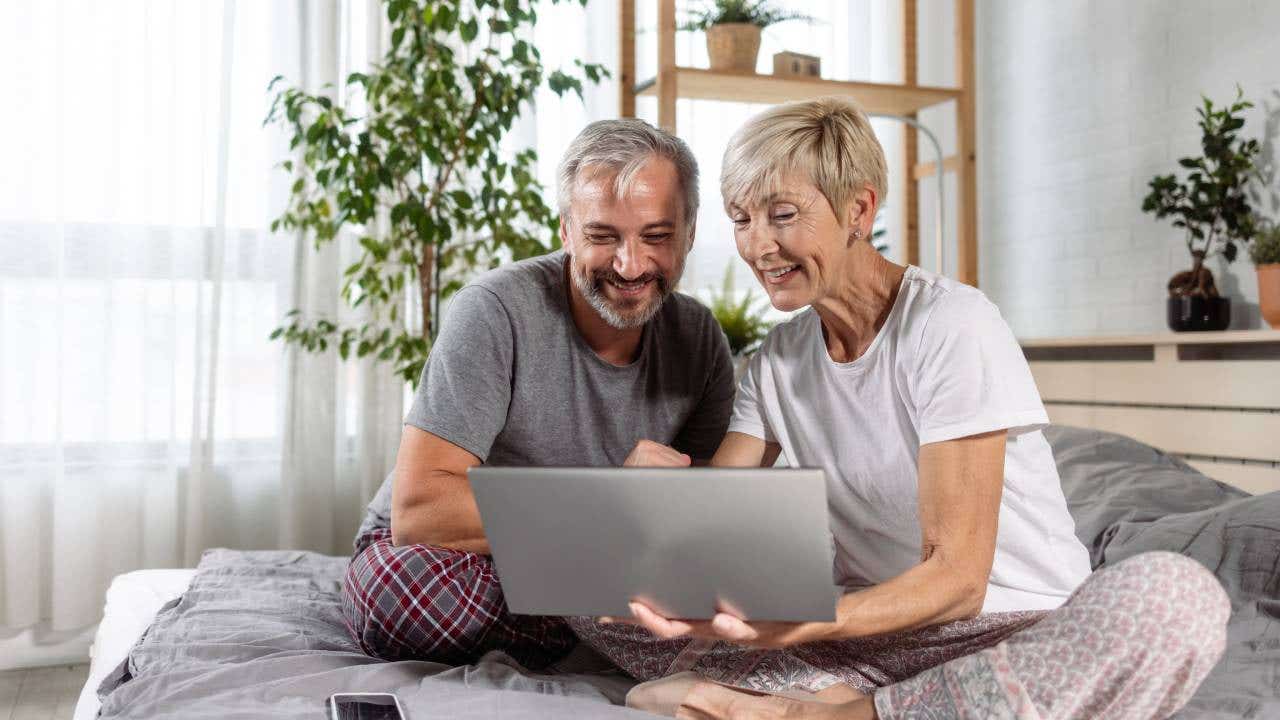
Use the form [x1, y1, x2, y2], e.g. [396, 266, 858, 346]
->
[620, 429, 1006, 648]
[625, 431, 781, 468]
[826, 429, 1006, 637]
[711, 431, 783, 467]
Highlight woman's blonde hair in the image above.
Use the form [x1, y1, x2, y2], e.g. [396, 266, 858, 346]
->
[720, 96, 887, 222]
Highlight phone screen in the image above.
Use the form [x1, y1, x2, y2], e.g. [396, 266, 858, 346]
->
[330, 694, 405, 720]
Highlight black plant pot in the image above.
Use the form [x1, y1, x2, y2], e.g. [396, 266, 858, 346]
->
[1166, 296, 1230, 332]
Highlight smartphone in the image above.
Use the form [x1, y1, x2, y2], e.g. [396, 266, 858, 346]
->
[327, 693, 406, 720]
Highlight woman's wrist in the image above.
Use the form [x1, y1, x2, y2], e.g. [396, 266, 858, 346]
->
[824, 589, 865, 641]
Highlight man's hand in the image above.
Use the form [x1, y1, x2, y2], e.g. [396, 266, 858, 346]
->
[603, 600, 840, 650]
[624, 439, 691, 467]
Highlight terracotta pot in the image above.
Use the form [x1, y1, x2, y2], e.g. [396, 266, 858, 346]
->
[706, 23, 761, 73]
[1259, 263, 1280, 329]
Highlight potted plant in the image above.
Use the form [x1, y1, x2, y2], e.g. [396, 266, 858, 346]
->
[1142, 88, 1261, 332]
[703, 264, 774, 376]
[1251, 220, 1280, 329]
[681, 1, 814, 74]
[265, 0, 606, 384]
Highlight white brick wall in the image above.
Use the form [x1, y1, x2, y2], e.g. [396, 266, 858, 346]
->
[974, 0, 1280, 337]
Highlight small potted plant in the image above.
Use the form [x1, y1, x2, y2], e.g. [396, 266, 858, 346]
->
[703, 264, 774, 377]
[681, 1, 814, 74]
[1251, 220, 1280, 329]
[1142, 88, 1261, 331]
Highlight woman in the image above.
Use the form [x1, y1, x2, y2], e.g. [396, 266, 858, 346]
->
[567, 97, 1229, 719]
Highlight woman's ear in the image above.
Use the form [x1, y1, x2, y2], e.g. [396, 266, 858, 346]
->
[844, 186, 878, 246]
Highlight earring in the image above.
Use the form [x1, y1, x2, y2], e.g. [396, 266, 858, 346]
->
[852, 228, 862, 240]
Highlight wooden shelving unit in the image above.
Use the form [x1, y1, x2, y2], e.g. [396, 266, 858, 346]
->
[617, 0, 980, 287]
[632, 68, 963, 113]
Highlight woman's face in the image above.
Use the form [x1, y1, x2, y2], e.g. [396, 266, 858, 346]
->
[729, 173, 854, 312]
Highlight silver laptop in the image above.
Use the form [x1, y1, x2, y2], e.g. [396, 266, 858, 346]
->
[468, 467, 839, 622]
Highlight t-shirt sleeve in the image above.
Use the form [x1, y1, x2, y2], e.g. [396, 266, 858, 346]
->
[404, 286, 513, 461]
[672, 326, 736, 459]
[726, 345, 775, 443]
[913, 293, 1048, 446]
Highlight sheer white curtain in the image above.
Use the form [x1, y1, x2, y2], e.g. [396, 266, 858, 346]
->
[0, 0, 400, 644]
[0, 0, 902, 652]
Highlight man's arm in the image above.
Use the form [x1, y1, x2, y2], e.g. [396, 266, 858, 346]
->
[390, 286, 515, 554]
[390, 425, 489, 554]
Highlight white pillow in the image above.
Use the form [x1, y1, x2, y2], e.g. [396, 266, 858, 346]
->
[72, 569, 196, 720]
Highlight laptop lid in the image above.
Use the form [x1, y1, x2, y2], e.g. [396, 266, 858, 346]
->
[469, 467, 838, 622]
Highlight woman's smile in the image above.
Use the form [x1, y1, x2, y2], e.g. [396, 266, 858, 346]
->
[762, 264, 801, 284]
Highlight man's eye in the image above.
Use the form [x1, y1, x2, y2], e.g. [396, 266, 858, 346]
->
[586, 235, 615, 244]
[643, 234, 673, 243]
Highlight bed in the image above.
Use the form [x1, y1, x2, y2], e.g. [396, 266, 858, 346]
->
[79, 425, 1280, 719]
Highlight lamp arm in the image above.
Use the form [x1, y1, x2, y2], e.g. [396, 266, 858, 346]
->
[868, 112, 947, 274]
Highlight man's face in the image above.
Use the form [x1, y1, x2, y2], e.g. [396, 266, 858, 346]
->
[561, 156, 693, 329]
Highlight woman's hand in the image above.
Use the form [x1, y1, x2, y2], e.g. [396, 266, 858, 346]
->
[624, 439, 691, 467]
[605, 600, 840, 649]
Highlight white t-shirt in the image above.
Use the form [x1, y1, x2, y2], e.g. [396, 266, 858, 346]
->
[728, 266, 1091, 613]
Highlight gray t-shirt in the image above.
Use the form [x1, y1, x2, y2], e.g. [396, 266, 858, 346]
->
[357, 250, 735, 543]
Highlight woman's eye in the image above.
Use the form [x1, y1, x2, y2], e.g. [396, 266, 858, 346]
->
[772, 212, 796, 222]
[732, 217, 749, 226]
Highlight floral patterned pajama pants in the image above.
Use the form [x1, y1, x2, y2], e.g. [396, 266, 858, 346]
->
[567, 552, 1230, 719]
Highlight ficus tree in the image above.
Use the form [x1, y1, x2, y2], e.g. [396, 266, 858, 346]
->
[1142, 87, 1261, 298]
[266, 0, 607, 384]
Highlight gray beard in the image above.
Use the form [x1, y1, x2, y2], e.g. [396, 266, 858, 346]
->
[570, 262, 672, 330]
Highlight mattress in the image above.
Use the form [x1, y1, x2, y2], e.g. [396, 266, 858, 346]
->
[83, 426, 1280, 718]
[72, 569, 196, 720]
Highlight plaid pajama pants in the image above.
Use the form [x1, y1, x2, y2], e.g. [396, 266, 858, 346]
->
[340, 527, 576, 668]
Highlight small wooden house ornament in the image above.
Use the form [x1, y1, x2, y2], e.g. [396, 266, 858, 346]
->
[772, 51, 821, 78]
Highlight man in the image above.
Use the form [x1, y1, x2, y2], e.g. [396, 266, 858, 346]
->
[341, 118, 735, 668]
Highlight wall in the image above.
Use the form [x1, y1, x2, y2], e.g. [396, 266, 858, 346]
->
[975, 0, 1280, 337]
[0, 628, 96, 672]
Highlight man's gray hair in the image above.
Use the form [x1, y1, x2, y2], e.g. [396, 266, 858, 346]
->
[556, 118, 699, 231]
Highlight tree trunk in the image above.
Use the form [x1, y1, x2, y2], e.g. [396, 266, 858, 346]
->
[1167, 250, 1218, 298]
[419, 243, 434, 341]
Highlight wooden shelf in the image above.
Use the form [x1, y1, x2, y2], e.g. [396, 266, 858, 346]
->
[1020, 330, 1280, 349]
[633, 68, 963, 115]
[618, 0, 980, 287]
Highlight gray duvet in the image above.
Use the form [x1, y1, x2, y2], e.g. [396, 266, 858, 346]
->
[98, 426, 1280, 719]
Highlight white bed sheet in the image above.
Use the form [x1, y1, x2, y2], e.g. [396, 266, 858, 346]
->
[72, 568, 195, 720]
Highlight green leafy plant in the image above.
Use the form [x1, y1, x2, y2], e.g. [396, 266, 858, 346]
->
[679, 0, 814, 31]
[1141, 87, 1261, 298]
[1251, 221, 1280, 265]
[871, 210, 888, 255]
[265, 0, 607, 384]
[703, 264, 774, 355]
